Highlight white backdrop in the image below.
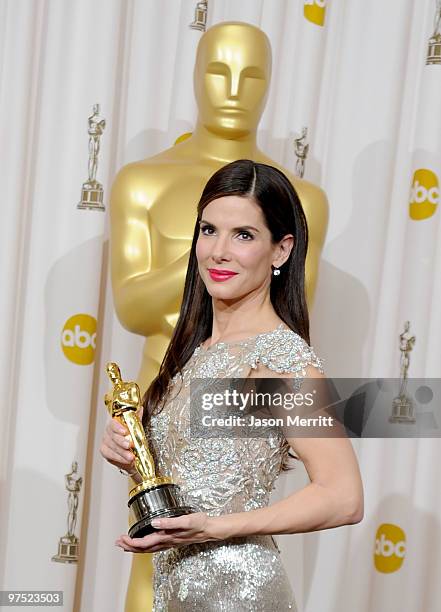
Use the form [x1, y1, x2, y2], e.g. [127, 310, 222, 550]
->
[1, 0, 440, 611]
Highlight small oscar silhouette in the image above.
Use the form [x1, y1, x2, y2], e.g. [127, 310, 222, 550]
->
[104, 362, 197, 537]
[390, 321, 416, 423]
[293, 127, 309, 178]
[77, 103, 106, 211]
[52, 462, 82, 563]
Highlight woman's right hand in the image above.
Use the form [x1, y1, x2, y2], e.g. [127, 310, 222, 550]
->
[99, 417, 136, 473]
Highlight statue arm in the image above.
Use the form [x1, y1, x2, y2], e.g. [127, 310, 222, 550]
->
[110, 165, 189, 337]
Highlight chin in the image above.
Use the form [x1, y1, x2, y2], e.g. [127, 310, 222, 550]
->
[206, 119, 252, 138]
[209, 287, 245, 302]
[211, 294, 242, 303]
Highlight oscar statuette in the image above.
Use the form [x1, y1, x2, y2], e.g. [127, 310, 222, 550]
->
[390, 321, 416, 423]
[77, 103, 106, 211]
[52, 462, 82, 563]
[104, 362, 197, 538]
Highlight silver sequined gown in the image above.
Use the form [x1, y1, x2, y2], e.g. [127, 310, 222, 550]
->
[148, 323, 324, 611]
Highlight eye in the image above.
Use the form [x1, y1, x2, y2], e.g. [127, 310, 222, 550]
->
[206, 62, 228, 77]
[237, 231, 253, 240]
[200, 224, 215, 235]
[241, 67, 265, 81]
[199, 225, 254, 240]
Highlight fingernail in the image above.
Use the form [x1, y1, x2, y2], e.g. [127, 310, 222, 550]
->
[151, 519, 161, 527]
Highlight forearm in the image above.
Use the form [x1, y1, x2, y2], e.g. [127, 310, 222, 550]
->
[113, 255, 188, 336]
[208, 482, 362, 540]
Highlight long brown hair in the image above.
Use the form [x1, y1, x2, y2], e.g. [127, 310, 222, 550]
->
[142, 160, 310, 465]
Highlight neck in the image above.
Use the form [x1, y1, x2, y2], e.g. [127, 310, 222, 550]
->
[188, 121, 260, 163]
[207, 287, 281, 344]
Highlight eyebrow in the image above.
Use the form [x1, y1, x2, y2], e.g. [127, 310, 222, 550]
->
[199, 219, 260, 233]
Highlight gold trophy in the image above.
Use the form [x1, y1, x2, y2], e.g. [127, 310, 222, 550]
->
[104, 362, 196, 538]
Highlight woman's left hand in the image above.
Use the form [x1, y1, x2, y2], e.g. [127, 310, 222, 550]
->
[115, 512, 216, 553]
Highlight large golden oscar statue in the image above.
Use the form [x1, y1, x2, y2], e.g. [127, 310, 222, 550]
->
[109, 21, 329, 612]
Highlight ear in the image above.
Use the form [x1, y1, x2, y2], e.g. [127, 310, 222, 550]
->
[272, 234, 294, 268]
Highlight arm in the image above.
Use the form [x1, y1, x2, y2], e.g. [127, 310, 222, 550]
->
[110, 164, 191, 336]
[206, 364, 363, 539]
[115, 365, 364, 553]
[113, 255, 189, 336]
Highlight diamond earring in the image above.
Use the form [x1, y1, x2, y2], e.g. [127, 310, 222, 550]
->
[273, 267, 280, 276]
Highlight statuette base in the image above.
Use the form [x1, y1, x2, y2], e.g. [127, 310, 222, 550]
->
[51, 535, 79, 563]
[77, 182, 105, 211]
[427, 34, 441, 65]
[389, 397, 416, 423]
[128, 483, 197, 538]
[129, 475, 173, 498]
[190, 20, 206, 32]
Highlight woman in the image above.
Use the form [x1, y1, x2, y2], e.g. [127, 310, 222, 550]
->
[100, 159, 364, 611]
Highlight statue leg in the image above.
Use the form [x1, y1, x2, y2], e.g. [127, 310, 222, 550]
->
[88, 140, 94, 182]
[71, 496, 79, 536]
[91, 140, 99, 182]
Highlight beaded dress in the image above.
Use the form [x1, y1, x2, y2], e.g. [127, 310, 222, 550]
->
[147, 323, 324, 611]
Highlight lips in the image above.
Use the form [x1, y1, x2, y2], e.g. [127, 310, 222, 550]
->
[207, 269, 238, 282]
[220, 107, 243, 112]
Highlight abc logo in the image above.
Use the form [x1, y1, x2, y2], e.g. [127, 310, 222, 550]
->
[374, 523, 406, 573]
[61, 314, 97, 365]
[304, 0, 327, 26]
[409, 169, 439, 220]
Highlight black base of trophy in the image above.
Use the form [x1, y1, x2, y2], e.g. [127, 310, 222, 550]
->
[128, 483, 197, 538]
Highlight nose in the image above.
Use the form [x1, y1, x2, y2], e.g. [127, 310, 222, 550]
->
[229, 69, 241, 99]
[210, 234, 231, 262]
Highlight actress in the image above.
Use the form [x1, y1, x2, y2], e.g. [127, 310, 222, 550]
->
[100, 159, 363, 611]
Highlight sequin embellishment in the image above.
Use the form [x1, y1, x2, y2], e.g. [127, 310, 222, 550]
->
[149, 324, 324, 611]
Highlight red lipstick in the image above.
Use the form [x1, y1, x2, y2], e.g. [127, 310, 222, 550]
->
[207, 268, 238, 282]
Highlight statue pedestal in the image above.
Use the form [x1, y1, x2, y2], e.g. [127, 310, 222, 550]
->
[389, 396, 416, 423]
[51, 535, 79, 563]
[77, 181, 104, 211]
[427, 34, 441, 65]
[189, 1, 207, 31]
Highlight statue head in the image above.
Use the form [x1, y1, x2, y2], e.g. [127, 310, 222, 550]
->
[106, 362, 122, 386]
[72, 461, 78, 472]
[93, 103, 100, 114]
[194, 22, 272, 137]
